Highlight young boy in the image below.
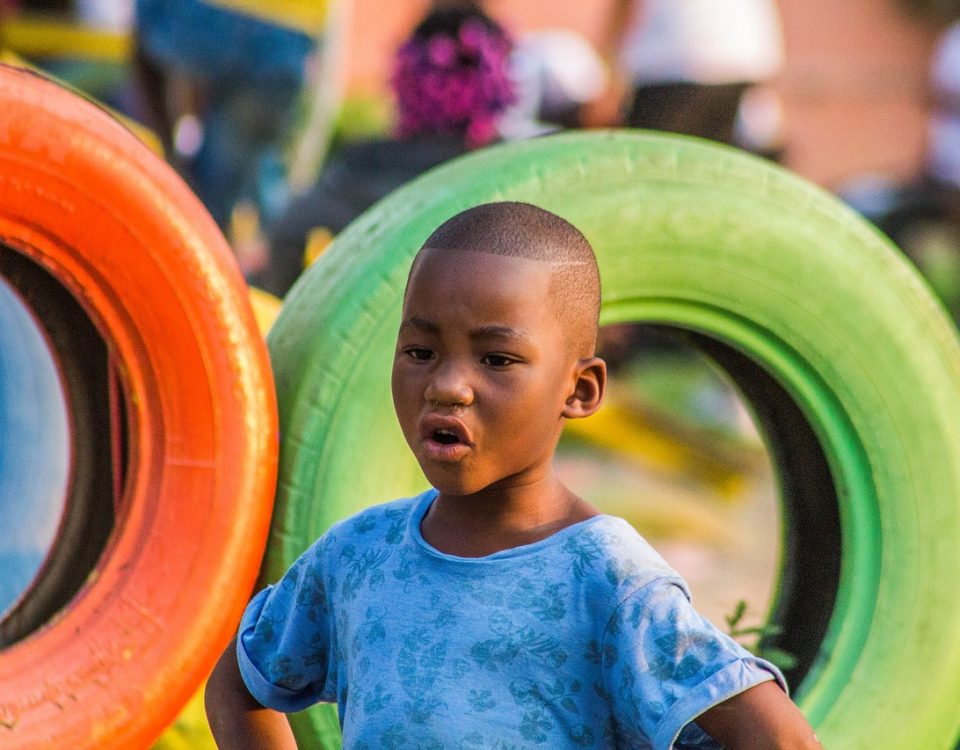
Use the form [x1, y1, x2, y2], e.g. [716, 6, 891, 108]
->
[206, 202, 822, 749]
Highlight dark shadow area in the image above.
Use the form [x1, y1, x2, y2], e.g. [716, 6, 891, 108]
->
[677, 327, 843, 689]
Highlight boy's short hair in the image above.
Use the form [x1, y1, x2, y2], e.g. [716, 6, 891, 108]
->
[416, 201, 601, 356]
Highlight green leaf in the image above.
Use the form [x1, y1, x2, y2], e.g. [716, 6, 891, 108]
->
[758, 647, 798, 671]
[725, 599, 748, 630]
[730, 624, 783, 639]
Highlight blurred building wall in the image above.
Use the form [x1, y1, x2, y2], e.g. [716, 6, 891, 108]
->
[776, 0, 936, 188]
[342, 0, 940, 189]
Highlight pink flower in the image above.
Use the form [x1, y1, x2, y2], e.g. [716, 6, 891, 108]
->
[459, 20, 487, 54]
[427, 36, 457, 68]
[390, 16, 517, 148]
[465, 118, 497, 148]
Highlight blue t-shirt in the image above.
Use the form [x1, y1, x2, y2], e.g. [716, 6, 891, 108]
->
[238, 490, 785, 749]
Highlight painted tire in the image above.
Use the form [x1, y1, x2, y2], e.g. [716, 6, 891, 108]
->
[266, 131, 960, 748]
[0, 65, 278, 748]
[150, 287, 280, 750]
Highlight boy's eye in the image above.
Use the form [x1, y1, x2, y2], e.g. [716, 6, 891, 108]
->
[481, 354, 516, 368]
[405, 347, 434, 361]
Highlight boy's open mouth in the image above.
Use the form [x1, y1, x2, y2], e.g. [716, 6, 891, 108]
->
[420, 417, 472, 456]
[432, 429, 461, 445]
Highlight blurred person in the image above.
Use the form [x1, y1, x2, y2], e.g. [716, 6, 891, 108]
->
[602, 0, 784, 146]
[249, 5, 516, 297]
[886, 17, 960, 319]
[132, 0, 326, 233]
[837, 18, 960, 324]
[497, 27, 609, 141]
[925, 17, 960, 212]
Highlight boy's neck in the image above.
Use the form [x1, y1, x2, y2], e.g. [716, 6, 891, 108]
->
[421, 476, 600, 557]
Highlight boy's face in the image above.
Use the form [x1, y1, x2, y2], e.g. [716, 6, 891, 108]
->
[392, 247, 580, 497]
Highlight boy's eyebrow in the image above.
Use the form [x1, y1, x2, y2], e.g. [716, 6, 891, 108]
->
[399, 316, 440, 335]
[399, 317, 532, 344]
[469, 325, 533, 345]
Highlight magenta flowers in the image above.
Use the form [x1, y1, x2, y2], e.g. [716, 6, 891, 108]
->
[391, 18, 517, 148]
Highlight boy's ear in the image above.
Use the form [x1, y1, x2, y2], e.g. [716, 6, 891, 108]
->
[562, 356, 607, 420]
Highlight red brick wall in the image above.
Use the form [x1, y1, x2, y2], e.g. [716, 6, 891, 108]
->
[776, 0, 937, 187]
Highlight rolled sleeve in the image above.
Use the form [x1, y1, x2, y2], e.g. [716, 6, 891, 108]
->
[236, 587, 317, 712]
[235, 548, 336, 713]
[603, 578, 787, 750]
[655, 656, 784, 749]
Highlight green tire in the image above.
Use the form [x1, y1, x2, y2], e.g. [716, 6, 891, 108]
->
[266, 131, 960, 749]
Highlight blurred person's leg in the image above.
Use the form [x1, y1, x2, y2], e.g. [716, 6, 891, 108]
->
[625, 81, 748, 145]
[132, 0, 237, 167]
[130, 36, 174, 155]
[134, 0, 313, 229]
[189, 75, 301, 229]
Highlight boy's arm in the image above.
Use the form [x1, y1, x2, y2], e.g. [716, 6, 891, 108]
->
[695, 680, 823, 750]
[204, 637, 299, 750]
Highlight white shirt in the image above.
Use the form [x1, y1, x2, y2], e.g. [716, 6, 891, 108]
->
[620, 0, 785, 85]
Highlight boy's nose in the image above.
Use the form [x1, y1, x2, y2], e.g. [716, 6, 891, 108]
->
[424, 364, 474, 407]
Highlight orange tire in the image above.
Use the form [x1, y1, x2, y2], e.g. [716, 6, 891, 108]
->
[0, 65, 278, 748]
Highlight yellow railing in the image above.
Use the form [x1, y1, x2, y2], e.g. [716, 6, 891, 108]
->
[0, 14, 131, 62]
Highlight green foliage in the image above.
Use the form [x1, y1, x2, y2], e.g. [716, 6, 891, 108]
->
[725, 599, 798, 672]
[330, 93, 393, 146]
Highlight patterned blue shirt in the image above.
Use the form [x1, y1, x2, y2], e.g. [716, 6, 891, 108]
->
[237, 490, 784, 749]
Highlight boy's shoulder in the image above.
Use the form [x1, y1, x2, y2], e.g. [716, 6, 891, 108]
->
[562, 514, 689, 601]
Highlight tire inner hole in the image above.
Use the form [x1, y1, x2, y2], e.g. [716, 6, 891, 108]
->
[0, 244, 128, 649]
